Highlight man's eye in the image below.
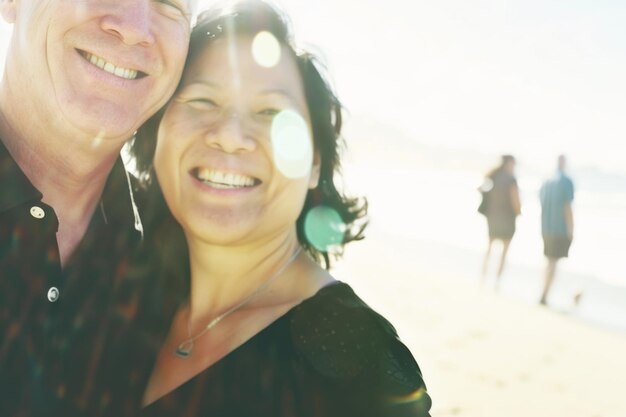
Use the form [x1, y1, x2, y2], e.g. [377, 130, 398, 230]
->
[155, 0, 187, 16]
[158, 0, 181, 7]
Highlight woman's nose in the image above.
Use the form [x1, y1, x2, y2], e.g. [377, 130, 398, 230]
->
[203, 111, 256, 153]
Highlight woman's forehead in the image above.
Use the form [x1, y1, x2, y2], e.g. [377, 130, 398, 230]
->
[184, 35, 304, 95]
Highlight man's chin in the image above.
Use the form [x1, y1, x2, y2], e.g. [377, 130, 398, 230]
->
[65, 105, 146, 146]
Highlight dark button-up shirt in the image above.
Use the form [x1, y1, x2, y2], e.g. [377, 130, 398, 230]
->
[0, 138, 157, 416]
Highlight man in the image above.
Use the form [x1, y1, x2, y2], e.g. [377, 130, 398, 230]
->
[539, 154, 574, 306]
[0, 0, 195, 415]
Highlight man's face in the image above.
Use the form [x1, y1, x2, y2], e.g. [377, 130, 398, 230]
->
[1, 0, 192, 143]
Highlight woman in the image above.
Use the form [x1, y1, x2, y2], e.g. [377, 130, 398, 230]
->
[480, 155, 521, 287]
[131, 1, 431, 415]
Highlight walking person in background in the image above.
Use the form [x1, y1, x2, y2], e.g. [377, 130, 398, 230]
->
[480, 155, 521, 288]
[539, 155, 574, 305]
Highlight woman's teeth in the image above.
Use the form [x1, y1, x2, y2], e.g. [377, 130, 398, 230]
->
[195, 168, 256, 188]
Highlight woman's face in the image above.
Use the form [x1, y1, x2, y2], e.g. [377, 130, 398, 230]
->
[154, 33, 320, 246]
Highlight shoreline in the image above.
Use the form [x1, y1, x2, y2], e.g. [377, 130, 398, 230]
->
[373, 230, 626, 336]
[333, 228, 626, 417]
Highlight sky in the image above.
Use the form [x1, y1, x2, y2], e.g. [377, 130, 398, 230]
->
[278, 0, 626, 175]
[1, 0, 625, 174]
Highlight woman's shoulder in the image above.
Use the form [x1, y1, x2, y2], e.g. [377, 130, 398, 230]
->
[289, 281, 398, 340]
[288, 282, 430, 404]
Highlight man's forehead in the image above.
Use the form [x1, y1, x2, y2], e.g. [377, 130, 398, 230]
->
[3, 0, 202, 30]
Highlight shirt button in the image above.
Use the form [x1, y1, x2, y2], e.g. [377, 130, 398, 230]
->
[30, 206, 46, 219]
[47, 287, 60, 302]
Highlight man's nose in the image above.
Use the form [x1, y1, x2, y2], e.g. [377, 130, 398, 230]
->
[100, 0, 155, 47]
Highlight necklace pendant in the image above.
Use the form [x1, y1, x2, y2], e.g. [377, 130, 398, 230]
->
[175, 340, 194, 359]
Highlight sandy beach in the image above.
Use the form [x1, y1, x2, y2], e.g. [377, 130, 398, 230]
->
[333, 229, 626, 417]
[327, 118, 626, 417]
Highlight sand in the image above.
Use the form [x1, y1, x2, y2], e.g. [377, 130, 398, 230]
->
[333, 228, 626, 417]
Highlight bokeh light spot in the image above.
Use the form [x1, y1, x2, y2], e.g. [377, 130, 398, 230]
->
[271, 110, 313, 178]
[479, 178, 494, 192]
[91, 129, 105, 148]
[304, 206, 346, 252]
[252, 31, 281, 68]
[389, 387, 428, 406]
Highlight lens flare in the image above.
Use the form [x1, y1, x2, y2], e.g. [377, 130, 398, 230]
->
[479, 178, 494, 192]
[389, 387, 428, 406]
[252, 31, 281, 68]
[304, 206, 346, 252]
[91, 129, 105, 148]
[271, 110, 313, 178]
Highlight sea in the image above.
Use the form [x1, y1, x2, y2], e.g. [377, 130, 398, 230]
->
[341, 125, 626, 335]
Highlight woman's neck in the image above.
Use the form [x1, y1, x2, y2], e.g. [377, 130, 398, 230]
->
[185, 233, 303, 331]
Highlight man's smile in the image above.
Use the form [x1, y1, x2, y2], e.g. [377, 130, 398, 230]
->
[77, 49, 145, 80]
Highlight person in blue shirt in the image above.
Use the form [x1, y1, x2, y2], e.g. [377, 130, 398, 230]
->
[539, 155, 575, 305]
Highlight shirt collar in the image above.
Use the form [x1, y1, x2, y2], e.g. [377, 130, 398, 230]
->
[0, 137, 43, 213]
[99, 155, 144, 239]
[0, 135, 142, 238]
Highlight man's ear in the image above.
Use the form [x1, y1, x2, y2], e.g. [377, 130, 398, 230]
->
[308, 150, 321, 189]
[0, 0, 17, 24]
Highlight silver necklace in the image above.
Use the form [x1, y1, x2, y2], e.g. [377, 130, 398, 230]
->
[174, 247, 302, 359]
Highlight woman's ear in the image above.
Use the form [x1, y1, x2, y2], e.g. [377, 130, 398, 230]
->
[0, 0, 17, 24]
[308, 150, 321, 189]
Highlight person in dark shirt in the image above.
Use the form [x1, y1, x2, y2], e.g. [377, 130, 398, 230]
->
[130, 2, 432, 416]
[0, 1, 195, 415]
[479, 155, 521, 288]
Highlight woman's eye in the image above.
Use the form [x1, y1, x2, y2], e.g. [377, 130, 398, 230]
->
[187, 98, 218, 108]
[258, 108, 281, 117]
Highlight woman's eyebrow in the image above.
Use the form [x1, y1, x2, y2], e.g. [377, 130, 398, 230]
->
[257, 89, 295, 99]
[184, 80, 220, 90]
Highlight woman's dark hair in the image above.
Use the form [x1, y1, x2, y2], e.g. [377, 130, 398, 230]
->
[486, 154, 515, 179]
[129, 0, 367, 269]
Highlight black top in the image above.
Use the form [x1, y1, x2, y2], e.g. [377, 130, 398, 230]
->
[143, 282, 432, 417]
[486, 171, 517, 218]
[484, 171, 518, 239]
[0, 138, 152, 416]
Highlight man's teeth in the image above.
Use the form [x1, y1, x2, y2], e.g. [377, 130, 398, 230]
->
[85, 52, 138, 80]
[196, 169, 255, 188]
